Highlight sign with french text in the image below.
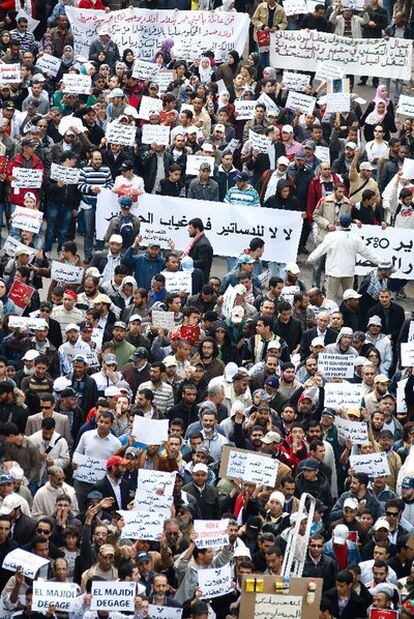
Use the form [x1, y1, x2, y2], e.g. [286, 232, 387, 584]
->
[32, 581, 80, 613]
[318, 353, 354, 379]
[90, 581, 136, 612]
[194, 519, 229, 549]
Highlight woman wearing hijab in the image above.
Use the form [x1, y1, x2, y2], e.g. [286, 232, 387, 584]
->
[122, 48, 134, 70]
[197, 57, 215, 84]
[361, 84, 395, 124]
[215, 50, 240, 88]
[153, 38, 174, 64]
[362, 100, 396, 141]
[0, 31, 10, 55]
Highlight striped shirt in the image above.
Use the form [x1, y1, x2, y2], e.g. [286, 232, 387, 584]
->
[224, 184, 260, 207]
[78, 165, 113, 209]
[139, 380, 174, 416]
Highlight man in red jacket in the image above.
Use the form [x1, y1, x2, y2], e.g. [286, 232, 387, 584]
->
[304, 162, 342, 251]
[6, 137, 44, 212]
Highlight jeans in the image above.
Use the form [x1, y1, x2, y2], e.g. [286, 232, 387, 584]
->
[383, 0, 393, 22]
[45, 203, 72, 253]
[83, 207, 96, 262]
[312, 255, 326, 288]
[385, 78, 403, 100]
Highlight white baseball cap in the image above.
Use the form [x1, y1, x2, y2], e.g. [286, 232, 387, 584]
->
[343, 289, 362, 300]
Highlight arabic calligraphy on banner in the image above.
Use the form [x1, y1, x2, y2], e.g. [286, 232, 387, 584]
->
[353, 224, 414, 280]
[66, 7, 250, 62]
[138, 194, 302, 262]
[270, 30, 412, 80]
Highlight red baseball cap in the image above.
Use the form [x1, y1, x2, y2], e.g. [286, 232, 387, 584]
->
[107, 455, 129, 468]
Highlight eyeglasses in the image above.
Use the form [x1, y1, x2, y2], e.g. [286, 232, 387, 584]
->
[310, 544, 323, 548]
[40, 308, 51, 313]
[36, 528, 50, 534]
[41, 405, 53, 410]
[385, 511, 398, 517]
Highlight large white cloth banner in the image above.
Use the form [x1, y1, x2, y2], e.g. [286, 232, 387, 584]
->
[353, 224, 414, 280]
[270, 30, 412, 80]
[66, 8, 250, 62]
[138, 194, 303, 262]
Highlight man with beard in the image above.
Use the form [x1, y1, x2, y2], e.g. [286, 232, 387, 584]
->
[198, 337, 224, 383]
[91, 455, 129, 511]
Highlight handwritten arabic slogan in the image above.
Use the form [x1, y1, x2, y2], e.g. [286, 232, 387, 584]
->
[349, 452, 391, 478]
[198, 563, 232, 599]
[66, 8, 250, 62]
[270, 30, 412, 80]
[353, 224, 414, 280]
[138, 194, 302, 262]
[254, 594, 302, 619]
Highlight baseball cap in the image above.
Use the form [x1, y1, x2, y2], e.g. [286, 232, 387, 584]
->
[265, 376, 279, 389]
[120, 161, 133, 173]
[277, 155, 290, 167]
[8, 466, 24, 481]
[193, 463, 208, 474]
[14, 247, 31, 257]
[104, 386, 122, 397]
[201, 142, 214, 153]
[402, 477, 414, 489]
[233, 546, 252, 558]
[345, 141, 357, 150]
[261, 431, 282, 445]
[93, 294, 111, 305]
[163, 355, 177, 368]
[128, 314, 143, 323]
[269, 491, 285, 505]
[343, 498, 359, 510]
[360, 161, 374, 171]
[304, 140, 316, 150]
[53, 376, 71, 392]
[195, 445, 210, 458]
[113, 321, 127, 329]
[343, 289, 361, 300]
[340, 214, 352, 227]
[22, 350, 40, 361]
[87, 490, 104, 500]
[103, 354, 118, 366]
[130, 347, 148, 361]
[99, 544, 115, 556]
[65, 323, 80, 333]
[109, 88, 125, 98]
[136, 551, 151, 563]
[109, 234, 123, 244]
[374, 374, 389, 384]
[107, 455, 128, 468]
[373, 518, 390, 531]
[321, 408, 336, 418]
[311, 336, 325, 348]
[0, 474, 12, 485]
[119, 195, 133, 208]
[332, 524, 349, 545]
[0, 495, 23, 514]
[368, 315, 382, 327]
[235, 171, 249, 182]
[300, 457, 319, 471]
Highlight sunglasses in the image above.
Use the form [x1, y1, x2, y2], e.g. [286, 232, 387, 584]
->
[385, 511, 398, 517]
[36, 528, 50, 534]
[310, 544, 323, 548]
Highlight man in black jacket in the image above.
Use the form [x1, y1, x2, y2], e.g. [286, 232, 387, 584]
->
[339, 289, 363, 332]
[185, 218, 213, 284]
[300, 312, 337, 360]
[366, 289, 405, 344]
[0, 383, 28, 433]
[0, 514, 17, 592]
[91, 455, 130, 511]
[322, 570, 368, 619]
[69, 355, 98, 417]
[182, 463, 219, 520]
[167, 382, 199, 431]
[303, 533, 338, 591]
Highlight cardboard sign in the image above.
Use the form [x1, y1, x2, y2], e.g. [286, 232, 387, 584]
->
[401, 343, 414, 367]
[0, 63, 21, 84]
[349, 452, 391, 478]
[198, 563, 232, 599]
[186, 155, 214, 176]
[334, 417, 369, 445]
[132, 416, 169, 445]
[315, 61, 345, 81]
[162, 270, 192, 294]
[2, 236, 35, 258]
[281, 285, 300, 307]
[194, 519, 229, 549]
[72, 453, 107, 484]
[12, 206, 43, 234]
[138, 95, 163, 120]
[51, 260, 84, 285]
[282, 0, 307, 15]
[105, 122, 136, 146]
[157, 70, 175, 93]
[90, 581, 136, 611]
[397, 378, 408, 413]
[255, 593, 302, 618]
[148, 607, 182, 619]
[11, 168, 42, 189]
[50, 163, 81, 185]
[141, 123, 170, 146]
[32, 581, 79, 612]
[117, 510, 165, 540]
[401, 158, 414, 181]
[318, 353, 354, 379]
[248, 129, 272, 154]
[151, 310, 175, 331]
[3, 548, 49, 579]
[8, 280, 34, 313]
[315, 146, 330, 164]
[62, 73, 91, 95]
[234, 100, 256, 120]
[8, 316, 47, 330]
[36, 53, 62, 77]
[286, 91, 315, 115]
[397, 94, 414, 117]
[283, 71, 310, 92]
[132, 59, 160, 81]
[219, 446, 276, 486]
[324, 382, 364, 408]
[134, 469, 176, 516]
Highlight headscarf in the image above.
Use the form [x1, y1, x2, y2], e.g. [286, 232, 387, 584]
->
[365, 101, 387, 126]
[154, 38, 174, 64]
[248, 52, 261, 80]
[227, 50, 240, 76]
[374, 84, 391, 107]
[222, 0, 235, 9]
[199, 56, 213, 83]
[122, 48, 134, 69]
[0, 31, 10, 54]
[62, 45, 74, 67]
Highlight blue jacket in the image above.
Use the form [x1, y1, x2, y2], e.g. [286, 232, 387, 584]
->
[323, 539, 361, 567]
[123, 249, 165, 291]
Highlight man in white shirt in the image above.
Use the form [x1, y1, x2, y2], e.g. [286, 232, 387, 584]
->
[31, 465, 79, 519]
[29, 417, 70, 486]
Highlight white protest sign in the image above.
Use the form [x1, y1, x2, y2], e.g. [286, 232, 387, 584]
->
[134, 469, 176, 515]
[342, 0, 364, 8]
[318, 353, 354, 379]
[234, 100, 256, 120]
[0, 63, 21, 84]
[117, 510, 165, 540]
[334, 417, 369, 445]
[255, 593, 302, 618]
[257, 92, 280, 114]
[283, 71, 310, 93]
[90, 581, 136, 611]
[142, 123, 170, 146]
[36, 53, 62, 77]
[12, 206, 43, 234]
[324, 382, 364, 408]
[315, 61, 345, 81]
[138, 95, 163, 120]
[397, 95, 414, 117]
[132, 59, 160, 81]
[62, 73, 91, 95]
[138, 193, 303, 262]
[3, 236, 36, 258]
[248, 130, 272, 154]
[148, 607, 182, 619]
[162, 270, 192, 294]
[105, 122, 136, 146]
[51, 261, 84, 285]
[349, 452, 391, 477]
[194, 519, 229, 549]
[286, 91, 315, 115]
[32, 581, 80, 613]
[132, 416, 169, 445]
[72, 453, 107, 484]
[270, 30, 412, 80]
[151, 310, 176, 331]
[186, 155, 213, 176]
[224, 447, 277, 486]
[401, 158, 414, 181]
[58, 115, 85, 136]
[397, 378, 408, 413]
[326, 93, 351, 114]
[315, 146, 330, 164]
[199, 563, 232, 599]
[95, 188, 120, 241]
[258, 269, 271, 288]
[353, 224, 414, 279]
[50, 163, 81, 185]
[67, 8, 249, 63]
[2, 549, 49, 579]
[281, 285, 300, 307]
[157, 70, 175, 92]
[221, 285, 237, 319]
[11, 168, 43, 189]
[8, 316, 47, 330]
[401, 343, 414, 367]
[282, 0, 307, 15]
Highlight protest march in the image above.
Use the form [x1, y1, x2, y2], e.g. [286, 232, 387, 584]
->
[1, 0, 414, 617]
